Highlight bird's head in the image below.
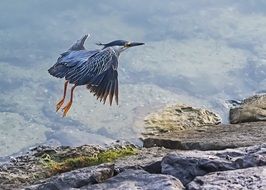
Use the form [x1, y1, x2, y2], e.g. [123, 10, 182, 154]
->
[96, 40, 144, 55]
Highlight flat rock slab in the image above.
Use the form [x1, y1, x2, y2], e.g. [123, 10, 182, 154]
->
[161, 144, 266, 185]
[80, 169, 184, 190]
[187, 166, 266, 190]
[229, 94, 266, 124]
[143, 122, 266, 150]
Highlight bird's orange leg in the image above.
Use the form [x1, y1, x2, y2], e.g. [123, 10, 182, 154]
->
[56, 81, 69, 112]
[62, 84, 77, 117]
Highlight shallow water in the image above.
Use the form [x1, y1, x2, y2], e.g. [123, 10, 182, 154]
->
[1, 0, 266, 156]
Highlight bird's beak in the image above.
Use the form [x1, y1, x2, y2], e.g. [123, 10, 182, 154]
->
[126, 42, 145, 47]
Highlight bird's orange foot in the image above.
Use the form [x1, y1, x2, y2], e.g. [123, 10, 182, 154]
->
[62, 101, 72, 117]
[56, 99, 65, 112]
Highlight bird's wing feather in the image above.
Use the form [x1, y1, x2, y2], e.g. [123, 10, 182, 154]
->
[59, 50, 99, 67]
[48, 50, 99, 78]
[48, 34, 98, 78]
[87, 65, 119, 105]
[65, 48, 116, 85]
[66, 48, 119, 105]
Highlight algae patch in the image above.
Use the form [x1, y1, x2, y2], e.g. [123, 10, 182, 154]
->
[41, 146, 137, 174]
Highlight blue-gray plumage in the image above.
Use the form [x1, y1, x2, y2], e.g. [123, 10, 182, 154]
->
[48, 34, 144, 116]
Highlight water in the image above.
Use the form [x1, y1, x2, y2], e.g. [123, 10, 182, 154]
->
[1, 0, 266, 157]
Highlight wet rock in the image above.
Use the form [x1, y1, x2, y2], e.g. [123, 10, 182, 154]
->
[187, 166, 266, 190]
[25, 164, 114, 190]
[81, 169, 184, 190]
[229, 94, 266, 124]
[161, 144, 266, 185]
[143, 122, 266, 150]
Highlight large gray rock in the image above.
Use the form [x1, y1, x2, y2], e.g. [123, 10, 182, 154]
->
[115, 147, 172, 174]
[81, 169, 184, 190]
[229, 94, 266, 124]
[161, 144, 266, 185]
[187, 166, 266, 190]
[24, 164, 114, 190]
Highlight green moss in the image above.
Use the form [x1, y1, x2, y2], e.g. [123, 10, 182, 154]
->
[40, 146, 137, 174]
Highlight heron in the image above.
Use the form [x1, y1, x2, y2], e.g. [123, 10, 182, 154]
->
[48, 34, 144, 117]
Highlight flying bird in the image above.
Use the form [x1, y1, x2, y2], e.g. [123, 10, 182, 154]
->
[48, 34, 144, 117]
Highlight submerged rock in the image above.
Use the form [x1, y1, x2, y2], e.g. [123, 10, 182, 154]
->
[82, 169, 184, 190]
[187, 166, 266, 190]
[0, 112, 49, 156]
[161, 144, 266, 185]
[229, 94, 266, 124]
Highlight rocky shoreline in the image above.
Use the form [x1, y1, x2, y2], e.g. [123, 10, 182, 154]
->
[1, 94, 266, 189]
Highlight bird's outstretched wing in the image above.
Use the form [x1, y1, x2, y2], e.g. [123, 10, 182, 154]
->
[65, 48, 119, 105]
[48, 34, 99, 78]
[86, 61, 119, 106]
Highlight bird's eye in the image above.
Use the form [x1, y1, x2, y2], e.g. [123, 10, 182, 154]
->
[125, 42, 131, 47]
